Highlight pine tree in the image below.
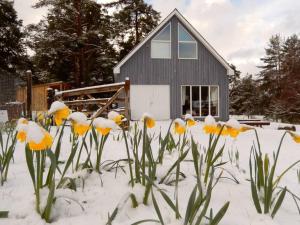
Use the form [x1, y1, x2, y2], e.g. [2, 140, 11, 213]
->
[27, 0, 116, 86]
[0, 0, 27, 75]
[229, 64, 241, 115]
[105, 0, 160, 60]
[277, 35, 300, 122]
[258, 35, 283, 119]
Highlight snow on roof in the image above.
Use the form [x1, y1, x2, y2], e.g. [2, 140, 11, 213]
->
[113, 9, 233, 75]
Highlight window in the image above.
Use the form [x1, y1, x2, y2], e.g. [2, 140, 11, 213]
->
[181, 85, 219, 117]
[178, 23, 197, 59]
[151, 23, 171, 58]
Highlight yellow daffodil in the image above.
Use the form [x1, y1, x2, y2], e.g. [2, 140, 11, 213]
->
[93, 117, 118, 136]
[16, 118, 29, 142]
[174, 118, 186, 135]
[203, 115, 218, 134]
[68, 112, 90, 136]
[142, 113, 156, 128]
[26, 122, 53, 151]
[48, 101, 71, 126]
[240, 125, 254, 133]
[288, 131, 300, 143]
[108, 111, 124, 125]
[184, 114, 196, 127]
[225, 119, 241, 138]
[215, 123, 228, 136]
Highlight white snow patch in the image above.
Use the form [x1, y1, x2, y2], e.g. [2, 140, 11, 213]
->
[107, 111, 120, 120]
[93, 117, 118, 129]
[174, 118, 185, 126]
[204, 115, 216, 125]
[26, 122, 47, 143]
[226, 118, 241, 129]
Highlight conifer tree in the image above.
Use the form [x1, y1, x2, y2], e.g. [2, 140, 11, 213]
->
[0, 0, 26, 76]
[105, 0, 160, 60]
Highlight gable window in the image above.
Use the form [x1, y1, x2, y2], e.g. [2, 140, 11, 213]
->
[151, 23, 171, 59]
[181, 85, 219, 117]
[178, 23, 197, 59]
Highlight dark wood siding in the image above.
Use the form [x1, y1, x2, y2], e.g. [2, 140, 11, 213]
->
[116, 16, 229, 120]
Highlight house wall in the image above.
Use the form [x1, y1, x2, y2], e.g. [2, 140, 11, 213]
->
[116, 16, 229, 120]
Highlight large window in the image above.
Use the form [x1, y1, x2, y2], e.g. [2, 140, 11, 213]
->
[178, 23, 197, 59]
[181, 85, 219, 117]
[151, 23, 171, 59]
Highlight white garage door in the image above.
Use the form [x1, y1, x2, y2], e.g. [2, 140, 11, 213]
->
[130, 85, 170, 120]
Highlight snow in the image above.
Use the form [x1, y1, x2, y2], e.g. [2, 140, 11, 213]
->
[93, 117, 118, 129]
[226, 118, 241, 129]
[107, 111, 121, 120]
[204, 114, 216, 125]
[141, 112, 154, 120]
[1, 121, 300, 225]
[48, 101, 68, 114]
[25, 122, 49, 143]
[68, 112, 88, 124]
[173, 118, 185, 126]
[184, 113, 194, 121]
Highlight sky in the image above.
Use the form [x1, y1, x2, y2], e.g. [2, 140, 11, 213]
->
[13, 0, 300, 76]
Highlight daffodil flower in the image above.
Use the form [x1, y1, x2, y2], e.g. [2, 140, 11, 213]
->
[203, 115, 218, 134]
[68, 112, 90, 136]
[26, 122, 53, 151]
[141, 113, 156, 128]
[93, 117, 118, 136]
[174, 118, 186, 135]
[225, 119, 241, 138]
[184, 114, 196, 127]
[288, 131, 300, 143]
[108, 111, 124, 125]
[48, 101, 71, 126]
[16, 118, 29, 142]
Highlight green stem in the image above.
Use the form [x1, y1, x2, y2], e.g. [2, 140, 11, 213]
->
[122, 127, 134, 187]
[142, 121, 147, 186]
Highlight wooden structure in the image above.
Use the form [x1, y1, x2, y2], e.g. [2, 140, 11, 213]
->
[55, 79, 130, 126]
[16, 81, 66, 112]
[238, 120, 270, 128]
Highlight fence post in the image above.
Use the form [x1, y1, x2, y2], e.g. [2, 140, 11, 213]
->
[26, 70, 32, 119]
[47, 88, 55, 109]
[124, 78, 130, 127]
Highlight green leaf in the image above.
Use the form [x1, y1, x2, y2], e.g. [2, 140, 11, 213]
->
[25, 144, 36, 188]
[271, 187, 287, 218]
[131, 219, 160, 225]
[250, 178, 262, 213]
[151, 190, 164, 225]
[210, 202, 230, 225]
[184, 185, 197, 225]
[0, 211, 9, 218]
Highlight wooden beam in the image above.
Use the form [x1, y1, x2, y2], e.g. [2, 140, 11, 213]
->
[64, 98, 110, 106]
[26, 70, 32, 119]
[55, 82, 125, 97]
[91, 87, 124, 119]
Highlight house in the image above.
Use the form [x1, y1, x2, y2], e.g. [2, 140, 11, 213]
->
[114, 9, 233, 121]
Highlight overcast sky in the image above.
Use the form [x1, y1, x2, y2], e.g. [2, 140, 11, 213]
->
[13, 0, 300, 75]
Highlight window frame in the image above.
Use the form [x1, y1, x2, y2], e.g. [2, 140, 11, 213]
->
[178, 23, 198, 60]
[151, 22, 172, 59]
[180, 85, 219, 117]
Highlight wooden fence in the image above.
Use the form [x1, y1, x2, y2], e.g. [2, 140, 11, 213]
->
[55, 79, 130, 127]
[16, 81, 65, 111]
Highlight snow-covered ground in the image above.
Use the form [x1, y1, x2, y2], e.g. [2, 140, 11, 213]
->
[1, 121, 300, 225]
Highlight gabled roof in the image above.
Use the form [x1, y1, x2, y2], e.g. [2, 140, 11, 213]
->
[113, 9, 234, 75]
